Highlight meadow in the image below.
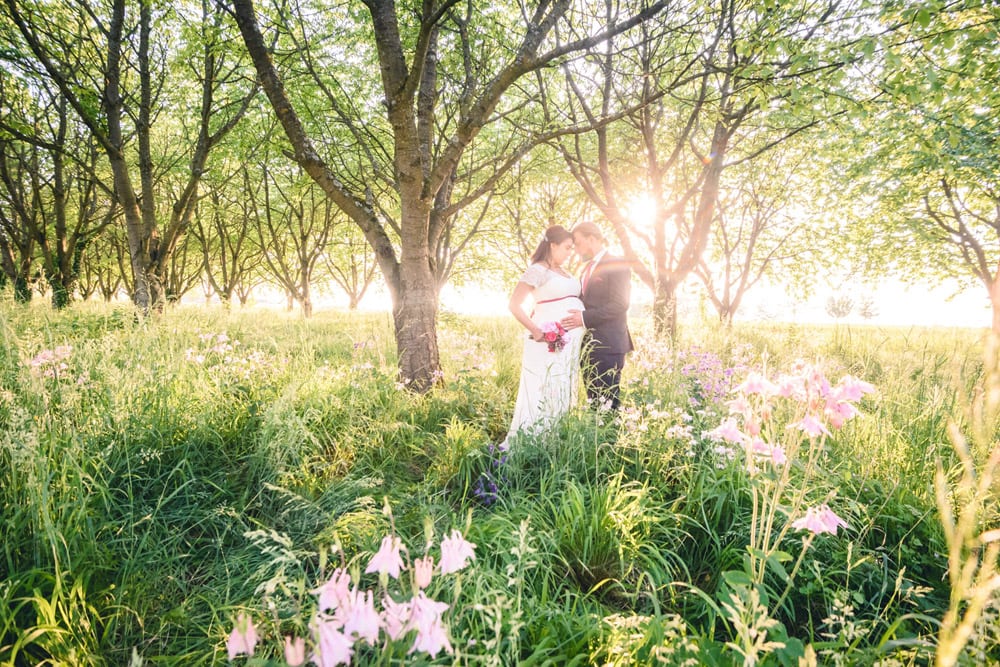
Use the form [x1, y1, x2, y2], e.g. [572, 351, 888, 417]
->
[1, 296, 998, 666]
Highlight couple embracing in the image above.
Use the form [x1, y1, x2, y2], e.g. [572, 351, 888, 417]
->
[503, 222, 634, 446]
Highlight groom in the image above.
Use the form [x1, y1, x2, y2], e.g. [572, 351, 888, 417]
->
[561, 222, 634, 410]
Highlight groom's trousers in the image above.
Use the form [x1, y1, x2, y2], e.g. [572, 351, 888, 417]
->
[585, 350, 626, 411]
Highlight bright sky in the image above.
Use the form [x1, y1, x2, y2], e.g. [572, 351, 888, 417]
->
[243, 278, 991, 329]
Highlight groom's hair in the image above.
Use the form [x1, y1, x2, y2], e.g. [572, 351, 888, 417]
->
[572, 221, 605, 242]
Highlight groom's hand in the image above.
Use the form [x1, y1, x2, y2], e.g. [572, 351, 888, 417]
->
[561, 310, 584, 330]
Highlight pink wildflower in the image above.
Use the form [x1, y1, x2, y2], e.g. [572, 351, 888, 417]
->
[824, 399, 859, 429]
[726, 395, 752, 419]
[737, 371, 777, 396]
[791, 505, 849, 536]
[750, 438, 787, 466]
[438, 530, 476, 575]
[366, 535, 405, 579]
[793, 414, 831, 438]
[226, 612, 259, 660]
[706, 417, 747, 445]
[833, 375, 875, 402]
[408, 617, 453, 658]
[312, 614, 354, 667]
[284, 636, 306, 666]
[381, 595, 413, 641]
[413, 555, 434, 589]
[313, 568, 352, 612]
[342, 588, 381, 645]
[774, 373, 805, 400]
[410, 592, 450, 628]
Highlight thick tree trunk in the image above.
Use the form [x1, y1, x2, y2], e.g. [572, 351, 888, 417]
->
[49, 275, 71, 309]
[393, 251, 440, 392]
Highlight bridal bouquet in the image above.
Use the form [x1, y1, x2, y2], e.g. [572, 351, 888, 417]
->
[540, 321, 569, 352]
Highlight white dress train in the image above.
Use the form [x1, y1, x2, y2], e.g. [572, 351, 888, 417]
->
[503, 264, 585, 446]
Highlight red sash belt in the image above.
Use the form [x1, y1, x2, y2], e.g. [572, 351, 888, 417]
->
[535, 294, 580, 305]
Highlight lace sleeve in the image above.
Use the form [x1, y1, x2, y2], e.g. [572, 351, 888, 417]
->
[519, 263, 548, 288]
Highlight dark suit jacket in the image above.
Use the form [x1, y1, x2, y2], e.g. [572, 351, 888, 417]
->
[581, 254, 634, 354]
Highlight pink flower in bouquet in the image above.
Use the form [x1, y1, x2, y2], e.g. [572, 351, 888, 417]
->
[539, 321, 569, 352]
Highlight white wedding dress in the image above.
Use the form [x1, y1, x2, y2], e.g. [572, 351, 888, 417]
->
[503, 263, 586, 446]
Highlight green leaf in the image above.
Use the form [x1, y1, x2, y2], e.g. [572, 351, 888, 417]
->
[915, 9, 931, 29]
[722, 569, 753, 589]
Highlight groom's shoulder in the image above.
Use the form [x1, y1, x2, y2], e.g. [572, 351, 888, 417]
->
[602, 255, 633, 272]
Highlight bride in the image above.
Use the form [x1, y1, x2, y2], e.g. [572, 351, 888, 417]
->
[502, 225, 586, 446]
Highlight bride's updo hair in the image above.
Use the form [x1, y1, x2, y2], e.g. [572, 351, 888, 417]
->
[530, 225, 572, 264]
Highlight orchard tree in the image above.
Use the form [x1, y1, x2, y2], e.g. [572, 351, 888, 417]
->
[228, 0, 669, 391]
[848, 2, 1000, 332]
[0, 73, 117, 308]
[695, 144, 824, 325]
[252, 163, 338, 316]
[2, 0, 257, 311]
[323, 227, 378, 310]
[550, 0, 874, 337]
[191, 165, 265, 306]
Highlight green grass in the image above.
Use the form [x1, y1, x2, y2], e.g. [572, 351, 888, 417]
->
[0, 297, 995, 665]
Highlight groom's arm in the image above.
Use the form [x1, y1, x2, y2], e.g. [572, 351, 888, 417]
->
[581, 261, 631, 328]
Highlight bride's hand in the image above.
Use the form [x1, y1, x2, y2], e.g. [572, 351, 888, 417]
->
[529, 327, 545, 341]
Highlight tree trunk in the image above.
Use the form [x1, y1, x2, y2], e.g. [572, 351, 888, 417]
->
[301, 278, 313, 318]
[991, 273, 1000, 336]
[49, 276, 71, 309]
[393, 247, 440, 392]
[652, 279, 678, 339]
[13, 276, 31, 303]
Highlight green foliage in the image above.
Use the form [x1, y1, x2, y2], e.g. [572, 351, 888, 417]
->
[0, 303, 994, 664]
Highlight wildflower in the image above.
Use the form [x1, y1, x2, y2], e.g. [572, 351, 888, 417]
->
[312, 614, 354, 667]
[366, 535, 405, 579]
[413, 555, 434, 589]
[737, 371, 776, 396]
[284, 636, 306, 666]
[793, 414, 831, 438]
[381, 596, 413, 641]
[825, 399, 859, 429]
[409, 592, 450, 630]
[833, 374, 875, 402]
[342, 588, 381, 645]
[313, 568, 352, 612]
[749, 438, 787, 466]
[705, 417, 747, 444]
[791, 505, 848, 536]
[439, 530, 476, 575]
[409, 616, 453, 657]
[226, 612, 259, 660]
[726, 395, 752, 419]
